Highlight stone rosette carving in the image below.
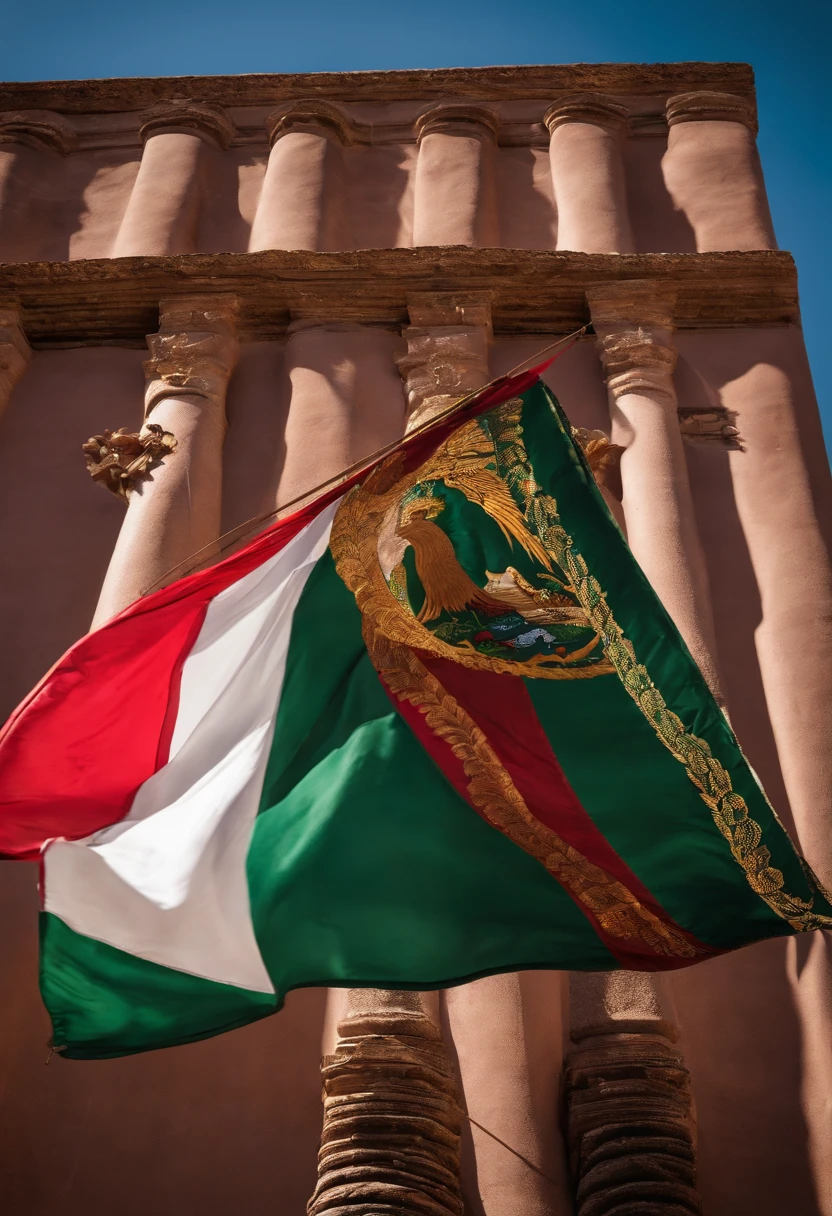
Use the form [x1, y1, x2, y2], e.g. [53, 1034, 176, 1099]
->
[666, 91, 757, 134]
[144, 294, 239, 419]
[307, 1006, 464, 1216]
[82, 424, 178, 501]
[138, 100, 235, 149]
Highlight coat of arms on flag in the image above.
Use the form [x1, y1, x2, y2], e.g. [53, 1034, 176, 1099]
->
[1, 371, 829, 1059]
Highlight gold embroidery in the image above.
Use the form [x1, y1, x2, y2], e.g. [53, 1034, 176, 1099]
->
[367, 620, 698, 959]
[489, 399, 832, 933]
[330, 415, 613, 680]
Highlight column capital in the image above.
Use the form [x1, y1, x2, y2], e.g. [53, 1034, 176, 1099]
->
[265, 100, 353, 147]
[138, 100, 235, 149]
[0, 305, 32, 408]
[144, 294, 239, 419]
[544, 93, 630, 136]
[666, 90, 757, 134]
[414, 103, 499, 143]
[595, 328, 677, 403]
[396, 293, 491, 430]
[0, 110, 77, 154]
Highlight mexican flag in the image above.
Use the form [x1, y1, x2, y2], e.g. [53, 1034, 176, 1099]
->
[1, 372, 829, 1060]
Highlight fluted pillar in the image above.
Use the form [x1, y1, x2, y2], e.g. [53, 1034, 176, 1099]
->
[0, 111, 76, 260]
[249, 102, 349, 252]
[663, 92, 775, 251]
[0, 305, 32, 418]
[587, 281, 722, 698]
[544, 95, 634, 253]
[92, 294, 238, 626]
[112, 102, 233, 258]
[411, 105, 499, 248]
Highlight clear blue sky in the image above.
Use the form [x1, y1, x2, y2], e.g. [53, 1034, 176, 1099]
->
[1, 0, 828, 448]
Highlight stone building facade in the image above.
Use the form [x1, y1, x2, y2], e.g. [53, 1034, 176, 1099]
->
[0, 63, 830, 1216]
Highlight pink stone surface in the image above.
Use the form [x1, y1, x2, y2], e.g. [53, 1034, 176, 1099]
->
[0, 70, 830, 1216]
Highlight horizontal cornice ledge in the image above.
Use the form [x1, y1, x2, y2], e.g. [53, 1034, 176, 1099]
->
[0, 63, 755, 113]
[0, 248, 797, 347]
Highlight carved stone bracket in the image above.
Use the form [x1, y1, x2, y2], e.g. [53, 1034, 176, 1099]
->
[414, 103, 499, 144]
[307, 1004, 464, 1216]
[666, 90, 757, 135]
[678, 405, 743, 448]
[82, 424, 177, 501]
[138, 100, 235, 149]
[144, 294, 239, 419]
[0, 305, 32, 412]
[266, 100, 353, 147]
[0, 110, 77, 154]
[544, 93, 630, 136]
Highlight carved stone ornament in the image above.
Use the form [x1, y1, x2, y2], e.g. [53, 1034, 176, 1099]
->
[666, 90, 757, 134]
[414, 103, 499, 144]
[138, 100, 235, 149]
[544, 93, 630, 136]
[144, 294, 239, 419]
[565, 1031, 701, 1215]
[396, 325, 491, 430]
[595, 328, 679, 404]
[572, 427, 625, 489]
[265, 100, 353, 147]
[82, 424, 177, 501]
[0, 110, 77, 154]
[307, 1005, 464, 1216]
[678, 405, 743, 449]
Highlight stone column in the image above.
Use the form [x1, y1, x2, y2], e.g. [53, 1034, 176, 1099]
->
[544, 95, 634, 253]
[564, 281, 719, 1216]
[249, 102, 349, 252]
[663, 92, 775, 251]
[565, 973, 701, 1216]
[92, 294, 238, 627]
[0, 305, 32, 418]
[586, 280, 722, 699]
[411, 105, 499, 248]
[112, 102, 234, 258]
[0, 111, 76, 260]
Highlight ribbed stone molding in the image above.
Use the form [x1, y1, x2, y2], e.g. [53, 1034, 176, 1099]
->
[266, 100, 353, 146]
[308, 998, 464, 1216]
[0, 305, 32, 414]
[544, 93, 630, 135]
[596, 330, 678, 403]
[138, 100, 235, 149]
[565, 1034, 700, 1215]
[144, 294, 239, 419]
[414, 103, 499, 144]
[0, 110, 77, 154]
[666, 90, 757, 134]
[396, 292, 492, 428]
[566, 972, 700, 1215]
